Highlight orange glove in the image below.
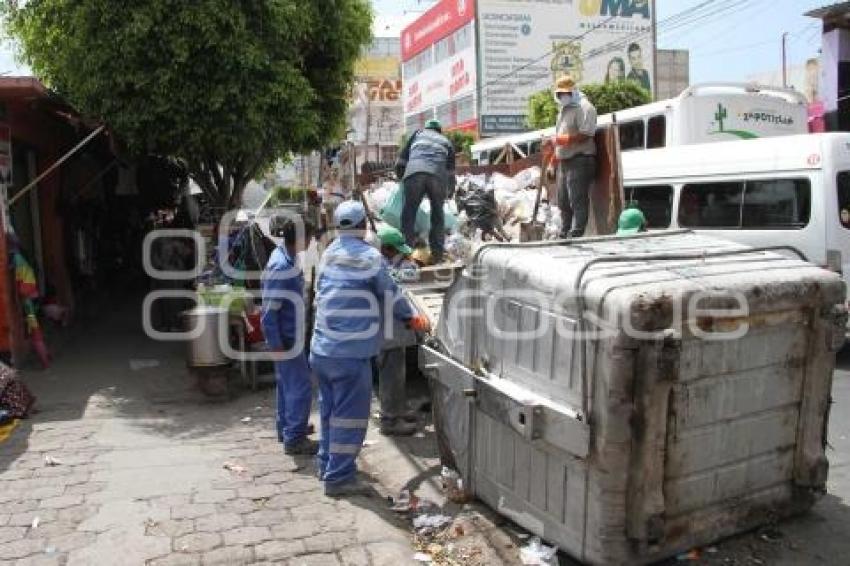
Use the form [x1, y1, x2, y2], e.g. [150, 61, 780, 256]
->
[555, 134, 572, 147]
[407, 314, 431, 333]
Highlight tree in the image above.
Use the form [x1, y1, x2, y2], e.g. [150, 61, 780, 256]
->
[4, 0, 373, 211]
[445, 130, 475, 161]
[526, 81, 652, 129]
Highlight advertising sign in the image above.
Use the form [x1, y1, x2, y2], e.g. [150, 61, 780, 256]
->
[401, 0, 477, 61]
[403, 45, 477, 116]
[350, 79, 404, 145]
[478, 0, 655, 135]
[683, 95, 807, 144]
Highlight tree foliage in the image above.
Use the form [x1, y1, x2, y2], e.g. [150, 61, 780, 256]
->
[445, 130, 475, 160]
[4, 0, 373, 210]
[526, 81, 652, 129]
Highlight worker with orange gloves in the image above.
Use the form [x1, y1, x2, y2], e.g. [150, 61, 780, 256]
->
[310, 201, 430, 497]
[546, 75, 598, 238]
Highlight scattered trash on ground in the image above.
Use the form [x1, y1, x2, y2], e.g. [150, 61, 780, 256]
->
[362, 439, 378, 447]
[520, 536, 559, 565]
[440, 467, 471, 503]
[759, 528, 784, 543]
[30, 517, 39, 529]
[413, 513, 453, 533]
[222, 461, 247, 475]
[43, 455, 62, 467]
[413, 552, 433, 563]
[44, 546, 56, 555]
[129, 359, 160, 371]
[676, 549, 701, 561]
[240, 416, 252, 423]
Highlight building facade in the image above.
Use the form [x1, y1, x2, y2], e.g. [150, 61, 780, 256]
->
[350, 37, 404, 168]
[401, 0, 657, 138]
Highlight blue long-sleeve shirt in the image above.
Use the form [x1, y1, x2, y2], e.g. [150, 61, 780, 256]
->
[395, 129, 456, 191]
[260, 247, 304, 349]
[310, 236, 416, 359]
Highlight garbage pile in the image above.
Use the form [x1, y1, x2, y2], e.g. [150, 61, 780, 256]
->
[365, 166, 562, 265]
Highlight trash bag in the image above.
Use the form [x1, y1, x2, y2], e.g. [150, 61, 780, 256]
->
[456, 184, 502, 234]
[380, 182, 458, 239]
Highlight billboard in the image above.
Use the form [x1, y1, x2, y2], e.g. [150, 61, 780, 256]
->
[478, 0, 655, 135]
[350, 79, 404, 145]
[401, 0, 477, 61]
[404, 45, 476, 116]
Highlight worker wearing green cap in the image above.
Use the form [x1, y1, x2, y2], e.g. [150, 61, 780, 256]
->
[375, 225, 421, 436]
[395, 119, 456, 263]
[616, 206, 648, 235]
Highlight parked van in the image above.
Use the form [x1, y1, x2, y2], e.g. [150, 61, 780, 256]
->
[471, 83, 808, 165]
[621, 132, 850, 277]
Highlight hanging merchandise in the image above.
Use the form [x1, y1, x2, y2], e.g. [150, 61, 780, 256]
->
[8, 241, 49, 369]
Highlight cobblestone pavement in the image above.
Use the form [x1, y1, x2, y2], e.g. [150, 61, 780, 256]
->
[0, 303, 521, 566]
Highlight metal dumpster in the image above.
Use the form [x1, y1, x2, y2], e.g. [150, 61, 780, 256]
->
[420, 231, 846, 565]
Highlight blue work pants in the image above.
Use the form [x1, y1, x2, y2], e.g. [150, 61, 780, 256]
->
[275, 350, 312, 446]
[310, 354, 372, 485]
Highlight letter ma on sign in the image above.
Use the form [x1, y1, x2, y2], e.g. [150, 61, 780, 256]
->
[579, 0, 651, 19]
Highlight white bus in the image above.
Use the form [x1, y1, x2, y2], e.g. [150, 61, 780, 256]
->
[620, 132, 850, 279]
[471, 83, 809, 165]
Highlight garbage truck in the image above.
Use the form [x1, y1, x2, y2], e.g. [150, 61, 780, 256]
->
[409, 231, 846, 565]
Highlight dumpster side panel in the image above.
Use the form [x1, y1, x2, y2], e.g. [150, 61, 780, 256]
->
[472, 410, 588, 553]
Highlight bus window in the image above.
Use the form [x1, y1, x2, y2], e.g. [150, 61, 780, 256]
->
[619, 120, 645, 151]
[625, 185, 673, 228]
[679, 182, 744, 228]
[742, 179, 810, 229]
[838, 172, 850, 229]
[647, 115, 666, 149]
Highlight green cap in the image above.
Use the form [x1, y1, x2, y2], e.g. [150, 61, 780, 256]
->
[425, 119, 442, 132]
[617, 207, 647, 235]
[377, 226, 413, 255]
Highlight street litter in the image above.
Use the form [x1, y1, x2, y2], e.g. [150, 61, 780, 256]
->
[440, 467, 469, 503]
[413, 513, 453, 532]
[520, 537, 558, 565]
[222, 461, 247, 475]
[362, 439, 378, 447]
[240, 416, 252, 423]
[676, 549, 701, 561]
[413, 552, 432, 563]
[44, 455, 62, 467]
[129, 359, 160, 371]
[31, 517, 39, 529]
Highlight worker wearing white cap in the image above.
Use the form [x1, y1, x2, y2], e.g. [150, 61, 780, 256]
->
[310, 201, 430, 496]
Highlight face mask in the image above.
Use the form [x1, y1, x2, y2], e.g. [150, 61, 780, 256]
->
[558, 92, 578, 106]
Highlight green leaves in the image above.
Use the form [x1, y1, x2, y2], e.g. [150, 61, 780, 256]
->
[526, 81, 653, 129]
[5, 0, 373, 210]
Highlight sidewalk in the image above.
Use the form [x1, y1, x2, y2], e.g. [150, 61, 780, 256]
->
[0, 301, 522, 565]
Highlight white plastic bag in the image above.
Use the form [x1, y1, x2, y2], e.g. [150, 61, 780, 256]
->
[512, 166, 542, 190]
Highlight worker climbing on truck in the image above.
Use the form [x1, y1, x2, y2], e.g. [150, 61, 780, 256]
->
[395, 119, 456, 264]
[310, 201, 430, 496]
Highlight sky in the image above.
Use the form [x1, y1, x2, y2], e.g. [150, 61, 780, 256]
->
[371, 0, 829, 83]
[0, 1, 832, 82]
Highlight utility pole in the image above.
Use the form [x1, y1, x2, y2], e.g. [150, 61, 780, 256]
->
[782, 32, 789, 88]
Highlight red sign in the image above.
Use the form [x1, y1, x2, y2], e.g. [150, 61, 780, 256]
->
[401, 0, 476, 61]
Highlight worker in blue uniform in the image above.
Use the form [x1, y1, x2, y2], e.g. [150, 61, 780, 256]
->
[311, 201, 431, 496]
[261, 218, 317, 455]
